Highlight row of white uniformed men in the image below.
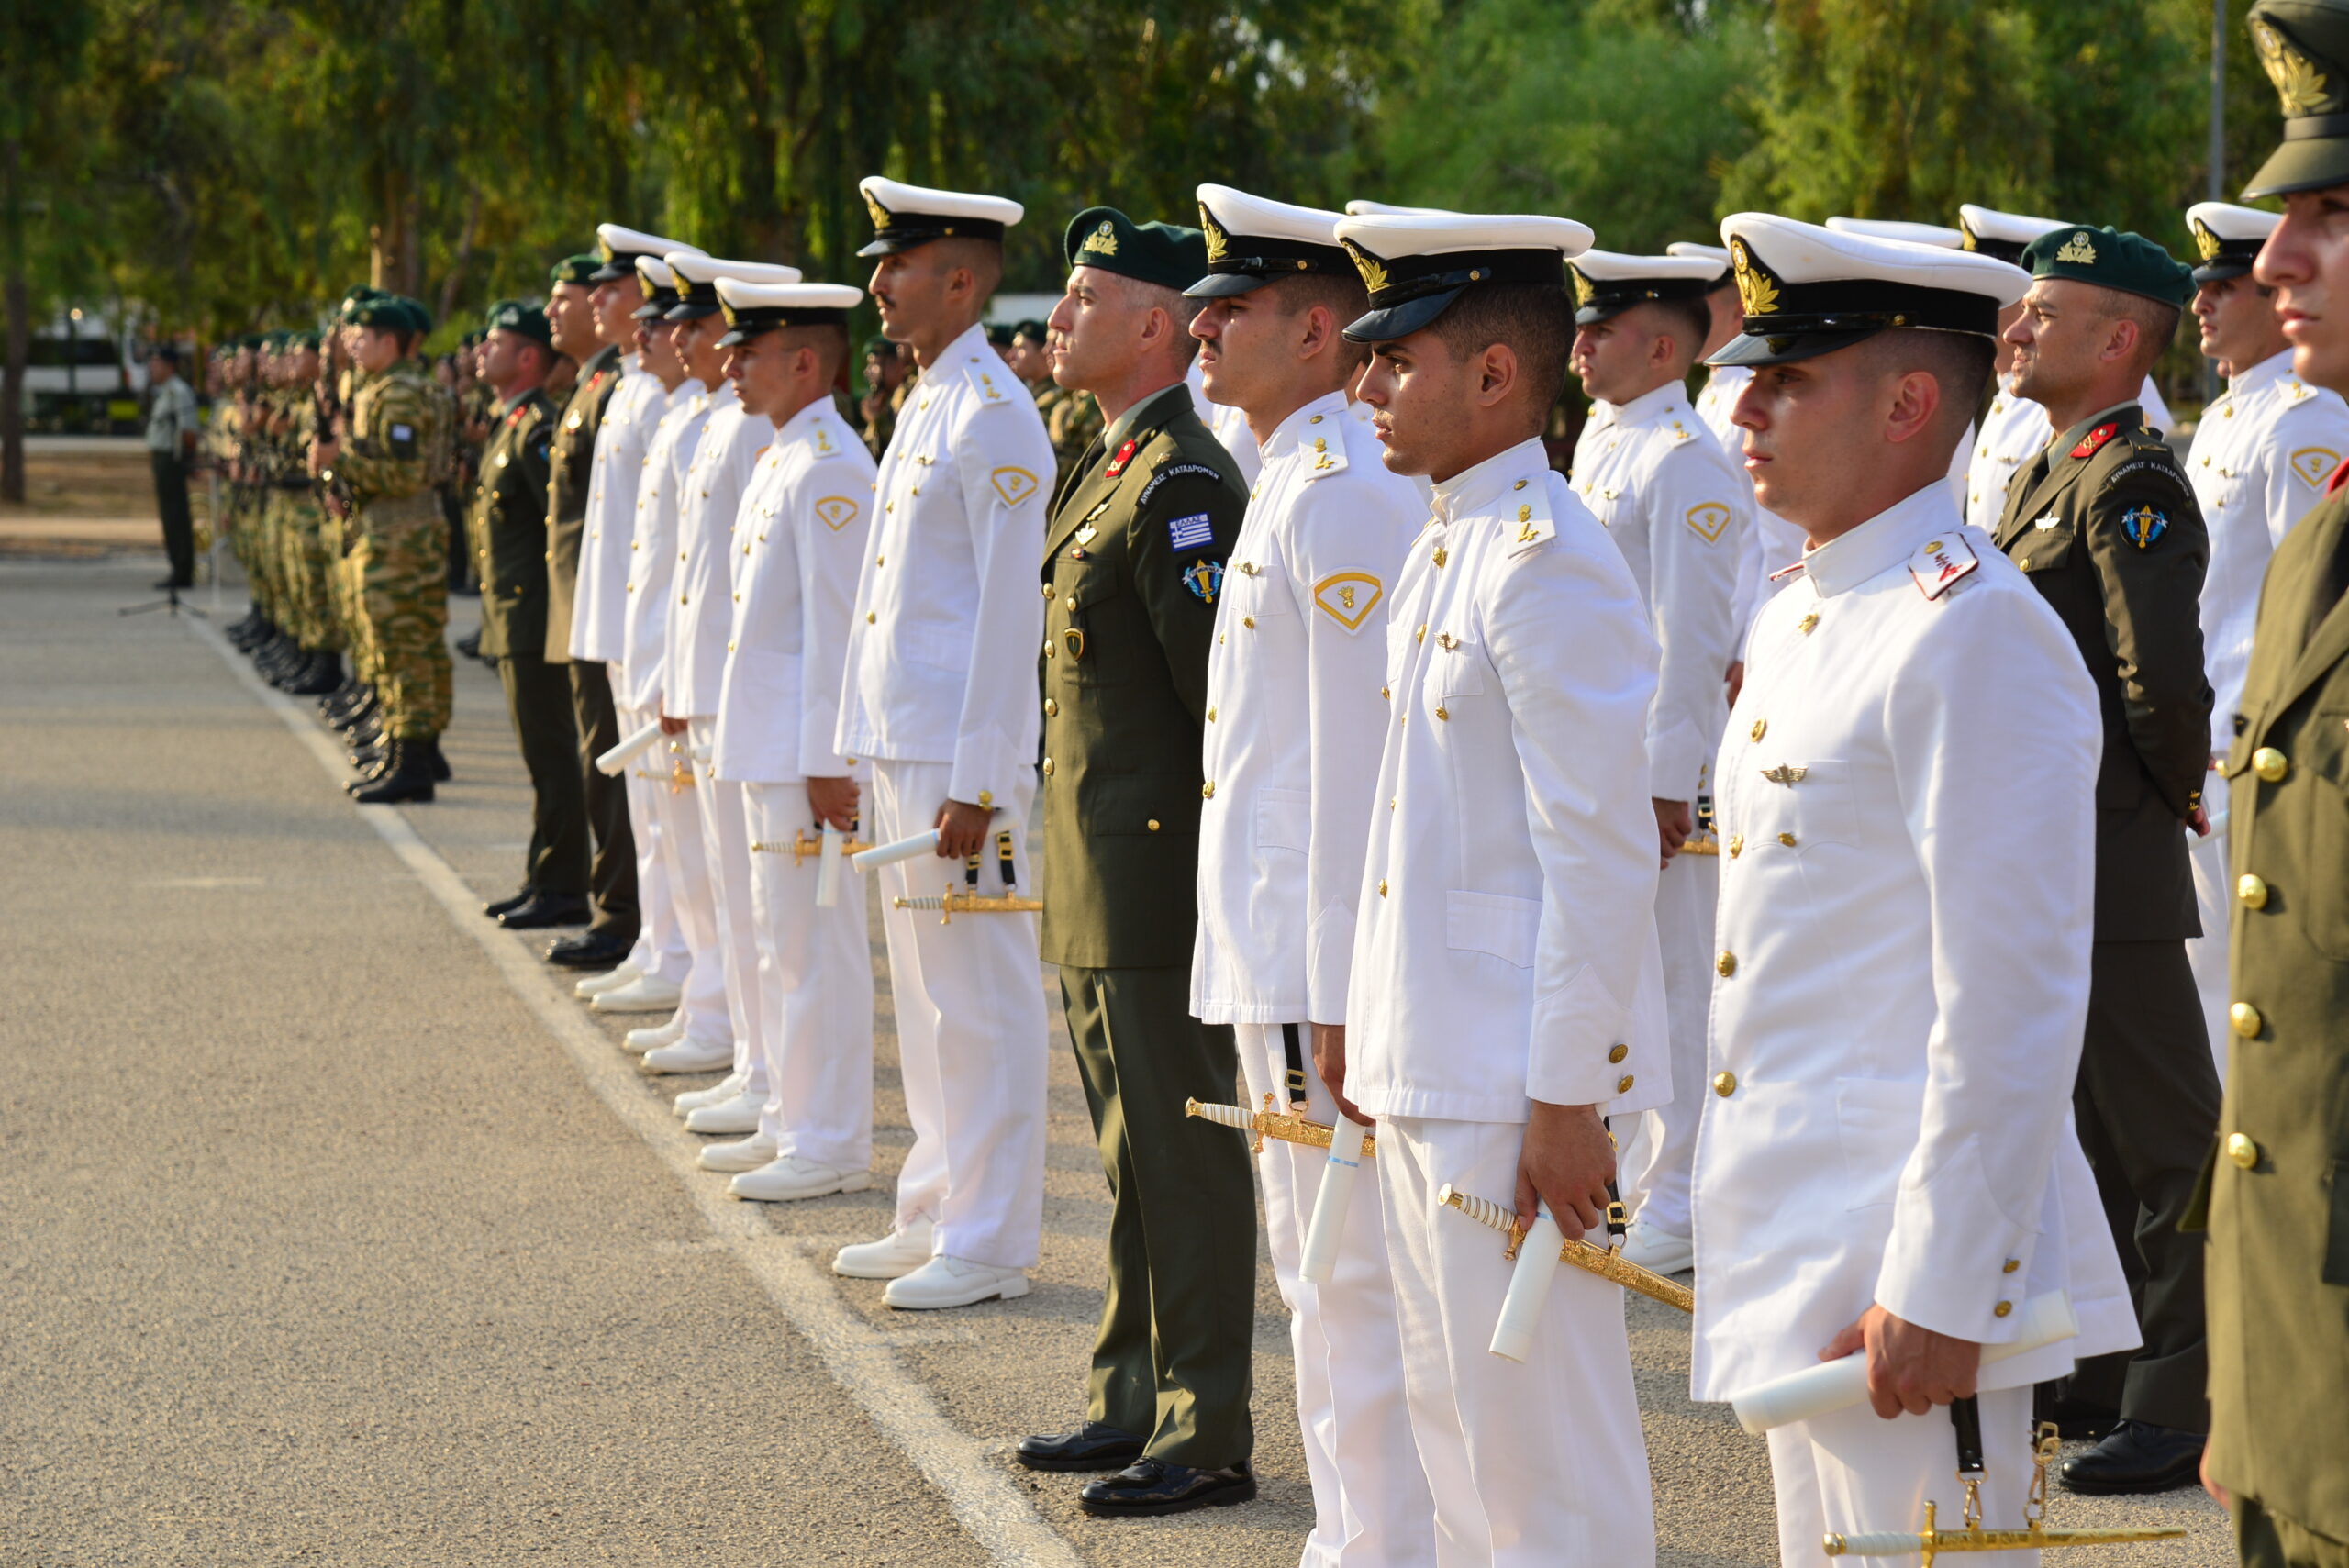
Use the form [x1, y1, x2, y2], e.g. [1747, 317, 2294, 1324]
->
[507, 174, 2205, 1563]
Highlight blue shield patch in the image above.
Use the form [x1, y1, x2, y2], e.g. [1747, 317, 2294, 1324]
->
[2121, 504, 2168, 550]
[1181, 557, 1224, 605]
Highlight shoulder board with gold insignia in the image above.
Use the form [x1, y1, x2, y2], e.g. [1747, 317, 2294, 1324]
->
[807, 417, 852, 461]
[1502, 474, 1554, 554]
[1909, 532, 1979, 600]
[1301, 428, 1350, 480]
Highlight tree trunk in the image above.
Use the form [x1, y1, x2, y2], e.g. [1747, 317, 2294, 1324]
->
[1, 129, 25, 506]
[435, 188, 482, 332]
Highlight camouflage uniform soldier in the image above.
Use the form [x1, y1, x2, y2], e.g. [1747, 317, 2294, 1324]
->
[270, 333, 342, 695]
[313, 295, 455, 803]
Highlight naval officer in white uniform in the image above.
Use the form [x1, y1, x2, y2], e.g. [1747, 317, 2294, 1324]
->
[1692, 214, 2136, 1563]
[2179, 201, 2349, 1081]
[834, 177, 1054, 1309]
[1336, 206, 1671, 1568]
[1958, 204, 2174, 535]
[705, 277, 880, 1201]
[1565, 249, 1753, 1277]
[1184, 182, 1433, 1567]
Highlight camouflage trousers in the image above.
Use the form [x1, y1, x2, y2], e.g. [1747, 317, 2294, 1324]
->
[346, 498, 451, 739]
[269, 490, 340, 653]
[323, 508, 369, 684]
[228, 491, 272, 616]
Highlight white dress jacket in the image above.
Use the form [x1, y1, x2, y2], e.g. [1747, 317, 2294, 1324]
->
[836, 323, 1053, 808]
[1193, 390, 1423, 1028]
[569, 359, 659, 664]
[1348, 439, 1671, 1126]
[1690, 482, 2137, 1403]
[713, 398, 874, 786]
[620, 384, 709, 714]
[664, 384, 763, 720]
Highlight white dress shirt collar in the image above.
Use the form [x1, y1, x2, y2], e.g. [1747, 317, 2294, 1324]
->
[1431, 436, 1550, 526]
[2227, 347, 2294, 399]
[1800, 479, 1960, 599]
[1258, 387, 1352, 462]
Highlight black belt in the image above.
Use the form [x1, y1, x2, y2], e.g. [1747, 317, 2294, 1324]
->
[1281, 1023, 1309, 1107]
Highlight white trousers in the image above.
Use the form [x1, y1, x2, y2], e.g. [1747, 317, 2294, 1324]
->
[1765, 1386, 2037, 1567]
[742, 781, 874, 1165]
[1627, 850, 1717, 1236]
[613, 675, 689, 984]
[1233, 1024, 1434, 1568]
[1377, 1115, 1655, 1568]
[650, 728, 731, 1046]
[689, 717, 763, 1094]
[2185, 820, 2232, 1087]
[870, 758, 1046, 1270]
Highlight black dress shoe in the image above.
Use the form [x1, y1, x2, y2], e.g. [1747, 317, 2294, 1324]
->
[497, 891, 591, 929]
[2057, 1419, 2205, 1496]
[1015, 1422, 1146, 1473]
[484, 886, 536, 918]
[544, 929, 633, 969]
[1077, 1459, 1256, 1518]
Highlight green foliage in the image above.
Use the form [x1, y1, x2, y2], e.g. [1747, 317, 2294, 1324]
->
[1373, 0, 1762, 253]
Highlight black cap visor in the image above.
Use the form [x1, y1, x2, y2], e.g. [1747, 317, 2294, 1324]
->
[1184, 270, 1273, 299]
[858, 216, 1007, 259]
[1343, 285, 1471, 344]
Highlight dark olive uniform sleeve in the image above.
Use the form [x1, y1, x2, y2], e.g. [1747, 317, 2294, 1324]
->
[2083, 442, 2216, 819]
[1125, 466, 1242, 720]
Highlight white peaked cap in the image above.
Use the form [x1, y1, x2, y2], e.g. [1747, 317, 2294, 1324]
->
[1826, 217, 1965, 250]
[1709, 211, 2030, 367]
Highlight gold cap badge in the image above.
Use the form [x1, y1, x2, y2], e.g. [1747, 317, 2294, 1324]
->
[863, 190, 893, 230]
[1731, 239, 1779, 316]
[1341, 239, 1390, 296]
[1200, 210, 1228, 263]
[2255, 21, 2329, 116]
[2054, 231, 2098, 265]
[1081, 219, 1119, 257]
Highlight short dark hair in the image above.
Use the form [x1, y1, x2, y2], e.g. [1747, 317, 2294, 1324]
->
[1431, 283, 1574, 419]
[1265, 272, 1373, 374]
[1852, 328, 1997, 440]
[1648, 295, 1715, 365]
[779, 321, 852, 386]
[2091, 286, 2183, 377]
[930, 236, 1004, 297]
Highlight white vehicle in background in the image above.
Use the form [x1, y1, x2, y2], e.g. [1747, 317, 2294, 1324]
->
[18, 309, 152, 435]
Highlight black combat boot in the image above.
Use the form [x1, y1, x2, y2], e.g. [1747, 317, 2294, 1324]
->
[285, 651, 342, 696]
[351, 738, 436, 804]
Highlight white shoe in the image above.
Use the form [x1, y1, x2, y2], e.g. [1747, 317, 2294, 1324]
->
[673, 1071, 746, 1116]
[696, 1132, 779, 1173]
[730, 1157, 873, 1204]
[638, 1035, 733, 1074]
[1619, 1217, 1695, 1275]
[883, 1254, 1030, 1310]
[623, 1012, 686, 1054]
[591, 974, 685, 1015]
[683, 1088, 763, 1135]
[833, 1218, 936, 1280]
[573, 962, 642, 999]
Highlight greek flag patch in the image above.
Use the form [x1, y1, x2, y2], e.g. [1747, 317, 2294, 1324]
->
[1168, 512, 1214, 550]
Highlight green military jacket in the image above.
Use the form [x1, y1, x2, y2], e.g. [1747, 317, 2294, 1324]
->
[543, 343, 623, 663]
[1039, 381, 1247, 970]
[333, 361, 451, 528]
[469, 387, 557, 660]
[2205, 476, 2349, 1539]
[1993, 404, 2213, 940]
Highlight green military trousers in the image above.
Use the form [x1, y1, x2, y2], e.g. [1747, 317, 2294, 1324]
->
[1059, 965, 1256, 1472]
[351, 499, 451, 739]
[2234, 1495, 2349, 1568]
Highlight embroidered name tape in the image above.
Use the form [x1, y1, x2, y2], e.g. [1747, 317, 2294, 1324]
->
[1168, 512, 1215, 550]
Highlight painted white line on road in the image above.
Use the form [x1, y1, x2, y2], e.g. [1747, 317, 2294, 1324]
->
[190, 617, 1087, 1568]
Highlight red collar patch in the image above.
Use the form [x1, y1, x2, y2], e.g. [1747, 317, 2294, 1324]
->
[2327, 456, 2349, 495]
[2069, 422, 2119, 460]
[1104, 438, 1139, 477]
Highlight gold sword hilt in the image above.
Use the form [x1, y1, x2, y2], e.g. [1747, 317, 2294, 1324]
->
[1183, 1097, 1377, 1159]
[1437, 1184, 1694, 1314]
[749, 831, 876, 862]
[891, 886, 1043, 924]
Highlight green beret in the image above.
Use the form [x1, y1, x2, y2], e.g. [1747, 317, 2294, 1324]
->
[1015, 318, 1050, 343]
[551, 252, 602, 287]
[985, 321, 1016, 347]
[484, 297, 553, 347]
[345, 295, 427, 335]
[2021, 225, 2194, 308]
[862, 335, 896, 362]
[1063, 206, 1210, 293]
[2246, 0, 2349, 197]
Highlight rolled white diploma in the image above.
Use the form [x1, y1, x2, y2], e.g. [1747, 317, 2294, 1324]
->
[595, 721, 665, 776]
[851, 828, 941, 872]
[1489, 1208, 1566, 1363]
[1298, 1116, 1371, 1284]
[1730, 1291, 2077, 1436]
[815, 826, 846, 907]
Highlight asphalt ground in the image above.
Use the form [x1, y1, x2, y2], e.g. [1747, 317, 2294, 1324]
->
[0, 555, 2226, 1566]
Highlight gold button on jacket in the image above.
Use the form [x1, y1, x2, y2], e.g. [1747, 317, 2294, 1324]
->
[2226, 1131, 2260, 1169]
[2252, 746, 2288, 783]
[1712, 1072, 1737, 1097]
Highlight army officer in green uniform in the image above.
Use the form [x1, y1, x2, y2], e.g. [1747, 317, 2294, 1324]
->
[1016, 207, 1256, 1518]
[1993, 226, 2222, 1495]
[472, 300, 588, 929]
[2199, 6, 2349, 1561]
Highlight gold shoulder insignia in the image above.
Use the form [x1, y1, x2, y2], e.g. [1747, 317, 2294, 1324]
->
[1686, 502, 1732, 542]
[2291, 446, 2341, 486]
[1201, 212, 1228, 263]
[2054, 231, 2098, 265]
[2255, 21, 2330, 116]
[814, 495, 859, 531]
[1342, 239, 1389, 296]
[1081, 220, 1119, 258]
[1731, 239, 1779, 316]
[863, 190, 893, 230]
[990, 466, 1040, 506]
